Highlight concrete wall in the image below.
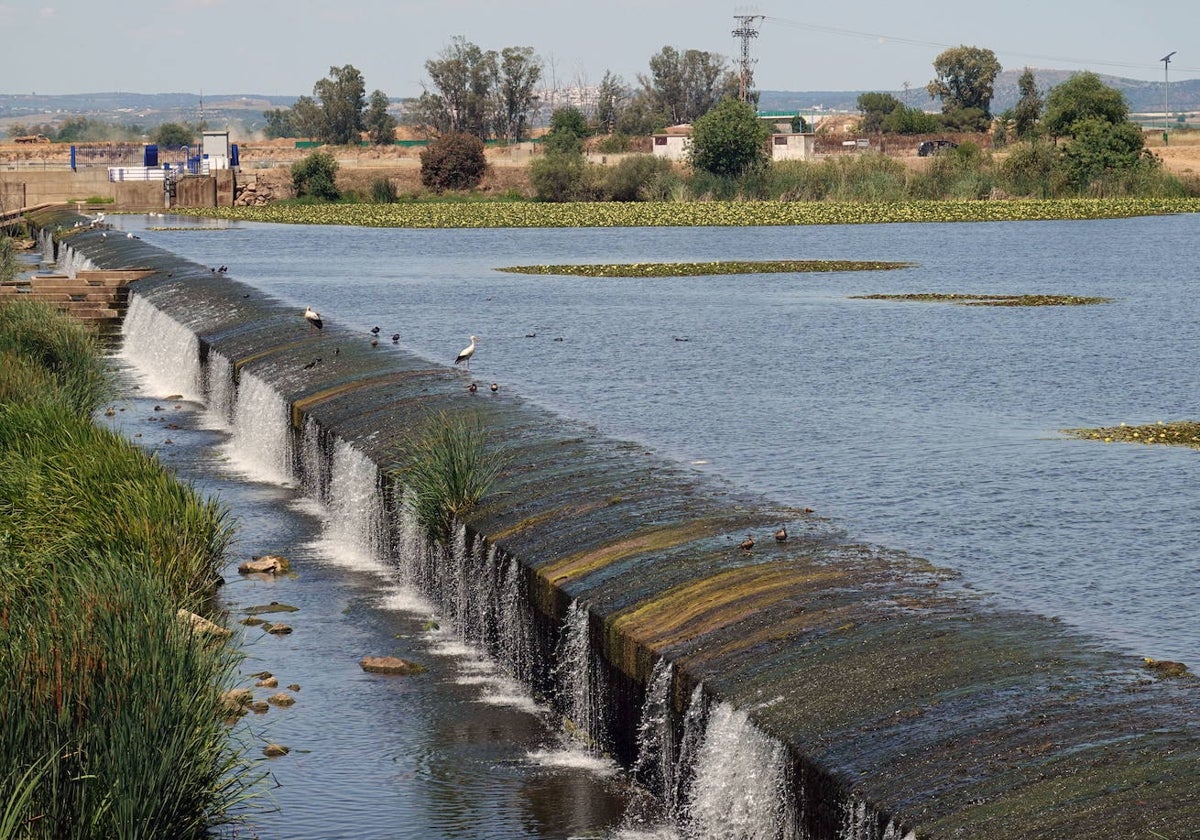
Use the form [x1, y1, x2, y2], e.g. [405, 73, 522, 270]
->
[0, 168, 226, 210]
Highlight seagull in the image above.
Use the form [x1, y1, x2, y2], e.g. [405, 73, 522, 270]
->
[489, 382, 498, 393]
[774, 525, 788, 543]
[304, 306, 323, 331]
[391, 333, 400, 343]
[370, 326, 381, 336]
[455, 335, 477, 371]
[739, 534, 755, 551]
[302, 357, 322, 370]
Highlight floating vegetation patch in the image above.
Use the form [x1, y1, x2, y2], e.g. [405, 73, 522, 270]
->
[1061, 420, 1200, 449]
[850, 293, 1112, 307]
[497, 259, 914, 278]
[170, 197, 1200, 229]
[146, 226, 234, 232]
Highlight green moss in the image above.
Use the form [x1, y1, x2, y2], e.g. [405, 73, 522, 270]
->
[852, 293, 1112, 306]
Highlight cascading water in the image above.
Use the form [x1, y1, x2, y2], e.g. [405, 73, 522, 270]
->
[554, 599, 608, 754]
[682, 700, 797, 840]
[55, 242, 95, 277]
[228, 369, 293, 485]
[204, 349, 236, 429]
[37, 228, 54, 266]
[318, 438, 386, 568]
[633, 658, 678, 814]
[120, 295, 204, 401]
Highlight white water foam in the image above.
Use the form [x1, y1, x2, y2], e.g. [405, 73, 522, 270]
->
[120, 296, 204, 401]
[226, 369, 292, 485]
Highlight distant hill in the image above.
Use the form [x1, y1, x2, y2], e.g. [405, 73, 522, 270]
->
[760, 69, 1200, 115]
[3, 70, 1198, 133]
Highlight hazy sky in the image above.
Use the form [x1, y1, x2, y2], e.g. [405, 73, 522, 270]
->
[2, 0, 1196, 98]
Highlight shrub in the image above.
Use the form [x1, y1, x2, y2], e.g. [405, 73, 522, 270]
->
[370, 176, 397, 204]
[530, 151, 606, 202]
[594, 133, 632, 154]
[420, 132, 487, 192]
[604, 155, 674, 201]
[290, 150, 340, 201]
[398, 411, 507, 546]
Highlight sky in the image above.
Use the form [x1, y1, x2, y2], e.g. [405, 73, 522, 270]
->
[1, 0, 1197, 98]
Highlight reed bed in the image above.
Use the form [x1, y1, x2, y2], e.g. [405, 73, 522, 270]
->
[0, 300, 253, 839]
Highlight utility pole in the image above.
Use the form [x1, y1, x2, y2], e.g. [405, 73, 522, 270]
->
[732, 15, 765, 102]
[1160, 52, 1176, 140]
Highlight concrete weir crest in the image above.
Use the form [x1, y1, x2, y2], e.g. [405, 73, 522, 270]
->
[36, 209, 1200, 839]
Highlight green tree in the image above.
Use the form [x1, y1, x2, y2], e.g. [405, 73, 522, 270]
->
[420, 37, 499, 139]
[688, 97, 769, 178]
[1061, 117, 1150, 189]
[857, 92, 902, 134]
[291, 150, 340, 200]
[883, 105, 940, 134]
[365, 90, 397, 145]
[1013, 67, 1042, 139]
[262, 107, 296, 139]
[1041, 71, 1129, 139]
[638, 46, 739, 125]
[544, 106, 589, 155]
[153, 122, 194, 148]
[927, 45, 1002, 129]
[313, 64, 367, 145]
[420, 131, 487, 192]
[596, 71, 627, 134]
[290, 95, 325, 139]
[492, 46, 541, 143]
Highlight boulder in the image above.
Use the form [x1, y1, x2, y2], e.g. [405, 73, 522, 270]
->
[263, 743, 289, 757]
[177, 608, 231, 639]
[360, 655, 425, 675]
[268, 692, 296, 707]
[237, 554, 290, 575]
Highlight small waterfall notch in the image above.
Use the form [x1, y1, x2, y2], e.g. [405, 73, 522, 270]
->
[40, 208, 1200, 839]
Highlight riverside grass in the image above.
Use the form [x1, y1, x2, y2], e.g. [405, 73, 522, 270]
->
[171, 196, 1200, 228]
[0, 300, 254, 839]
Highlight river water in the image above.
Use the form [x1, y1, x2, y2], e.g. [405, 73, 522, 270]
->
[101, 211, 1199, 837]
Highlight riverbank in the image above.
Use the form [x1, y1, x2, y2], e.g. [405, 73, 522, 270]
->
[0, 298, 256, 838]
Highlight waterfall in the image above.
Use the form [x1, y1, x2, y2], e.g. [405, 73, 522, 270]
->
[633, 657, 678, 814]
[113, 288, 903, 840]
[228, 369, 293, 485]
[681, 700, 797, 840]
[120, 295, 204, 401]
[37, 228, 54, 265]
[204, 350, 236, 429]
[56, 242, 95, 277]
[310, 438, 387, 571]
[554, 599, 607, 754]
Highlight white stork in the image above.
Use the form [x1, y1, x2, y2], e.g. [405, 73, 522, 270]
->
[455, 335, 478, 371]
[304, 306, 323, 331]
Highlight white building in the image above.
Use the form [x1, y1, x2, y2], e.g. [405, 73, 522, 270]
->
[770, 133, 816, 161]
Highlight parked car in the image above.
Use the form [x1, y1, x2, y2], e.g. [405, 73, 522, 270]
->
[917, 139, 958, 157]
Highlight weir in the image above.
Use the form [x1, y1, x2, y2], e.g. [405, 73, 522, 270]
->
[32, 209, 1200, 838]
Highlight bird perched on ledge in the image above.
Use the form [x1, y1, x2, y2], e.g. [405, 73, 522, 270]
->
[455, 335, 478, 371]
[303, 306, 323, 331]
[739, 534, 754, 551]
[775, 525, 788, 542]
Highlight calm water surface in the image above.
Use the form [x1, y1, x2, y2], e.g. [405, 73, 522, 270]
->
[118, 213, 1200, 664]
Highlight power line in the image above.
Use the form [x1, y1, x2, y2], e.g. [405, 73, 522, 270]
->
[762, 16, 1200, 76]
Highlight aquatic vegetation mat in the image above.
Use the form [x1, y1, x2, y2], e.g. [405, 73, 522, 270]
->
[170, 197, 1200, 229]
[1061, 420, 1200, 449]
[497, 260, 914, 277]
[850, 293, 1112, 306]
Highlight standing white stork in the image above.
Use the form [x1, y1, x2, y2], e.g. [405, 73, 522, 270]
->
[455, 335, 478, 371]
[304, 306, 323, 332]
